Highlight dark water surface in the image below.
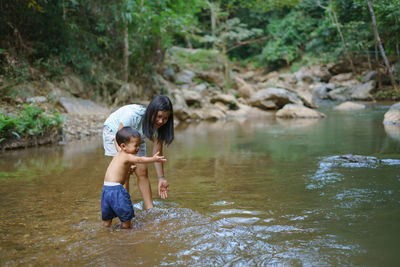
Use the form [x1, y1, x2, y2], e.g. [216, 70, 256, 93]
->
[1, 103, 400, 266]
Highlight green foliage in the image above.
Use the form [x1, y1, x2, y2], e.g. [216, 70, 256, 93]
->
[0, 105, 65, 143]
[1, 0, 400, 93]
[125, 0, 206, 76]
[169, 48, 224, 72]
[258, 9, 317, 67]
[374, 88, 400, 100]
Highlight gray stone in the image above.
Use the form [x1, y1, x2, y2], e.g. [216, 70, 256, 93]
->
[334, 101, 366, 111]
[176, 70, 196, 84]
[26, 96, 47, 103]
[383, 102, 400, 125]
[350, 81, 376, 100]
[276, 104, 326, 119]
[59, 97, 109, 115]
[248, 87, 303, 110]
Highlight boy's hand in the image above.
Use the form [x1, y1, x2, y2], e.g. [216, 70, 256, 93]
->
[152, 151, 167, 162]
[158, 178, 169, 199]
[128, 164, 136, 175]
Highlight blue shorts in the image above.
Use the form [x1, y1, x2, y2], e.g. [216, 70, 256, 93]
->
[101, 185, 134, 222]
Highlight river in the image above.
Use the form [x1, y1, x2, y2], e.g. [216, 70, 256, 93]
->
[1, 102, 400, 266]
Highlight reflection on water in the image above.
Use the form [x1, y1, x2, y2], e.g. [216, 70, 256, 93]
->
[1, 106, 400, 266]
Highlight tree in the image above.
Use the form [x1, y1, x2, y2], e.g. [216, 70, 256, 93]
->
[202, 2, 262, 81]
[367, 0, 399, 91]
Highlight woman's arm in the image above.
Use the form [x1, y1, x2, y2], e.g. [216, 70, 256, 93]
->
[153, 137, 169, 199]
[114, 123, 125, 152]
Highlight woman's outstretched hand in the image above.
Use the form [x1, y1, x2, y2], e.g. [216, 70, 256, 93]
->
[158, 178, 169, 199]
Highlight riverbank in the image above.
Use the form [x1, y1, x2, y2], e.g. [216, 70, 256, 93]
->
[1, 47, 400, 150]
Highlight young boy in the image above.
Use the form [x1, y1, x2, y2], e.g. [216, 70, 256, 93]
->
[101, 126, 166, 229]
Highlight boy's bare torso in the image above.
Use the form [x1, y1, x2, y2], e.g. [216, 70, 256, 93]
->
[104, 152, 132, 184]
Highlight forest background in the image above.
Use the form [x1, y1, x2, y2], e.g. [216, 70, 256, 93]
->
[1, 0, 400, 101]
[0, 0, 400, 145]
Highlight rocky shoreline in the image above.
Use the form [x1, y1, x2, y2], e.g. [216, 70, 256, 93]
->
[1, 47, 400, 150]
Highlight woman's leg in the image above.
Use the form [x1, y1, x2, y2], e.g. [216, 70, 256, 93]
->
[134, 163, 154, 209]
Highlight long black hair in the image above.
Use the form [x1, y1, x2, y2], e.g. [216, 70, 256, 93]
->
[142, 95, 174, 145]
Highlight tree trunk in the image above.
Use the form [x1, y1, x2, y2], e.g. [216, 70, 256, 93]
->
[208, 1, 217, 49]
[375, 42, 383, 89]
[367, 0, 399, 91]
[330, 1, 356, 74]
[123, 23, 129, 83]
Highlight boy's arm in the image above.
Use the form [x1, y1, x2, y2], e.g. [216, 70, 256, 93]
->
[153, 138, 169, 199]
[126, 152, 166, 164]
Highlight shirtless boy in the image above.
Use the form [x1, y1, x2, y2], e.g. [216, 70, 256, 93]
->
[101, 126, 166, 229]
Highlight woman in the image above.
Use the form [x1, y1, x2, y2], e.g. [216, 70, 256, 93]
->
[102, 95, 174, 209]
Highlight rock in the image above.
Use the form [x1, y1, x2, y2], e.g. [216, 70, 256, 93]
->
[276, 104, 326, 119]
[162, 67, 176, 82]
[196, 71, 225, 89]
[176, 70, 196, 84]
[329, 73, 353, 84]
[308, 65, 331, 82]
[256, 71, 279, 83]
[173, 104, 190, 121]
[203, 107, 226, 120]
[278, 73, 297, 84]
[334, 101, 366, 111]
[234, 76, 255, 99]
[297, 90, 318, 108]
[312, 83, 336, 99]
[26, 96, 47, 103]
[384, 124, 400, 141]
[226, 103, 274, 118]
[182, 90, 202, 107]
[361, 71, 378, 83]
[193, 83, 208, 95]
[350, 80, 377, 100]
[59, 97, 109, 115]
[328, 87, 352, 101]
[248, 87, 303, 110]
[210, 93, 239, 110]
[327, 62, 353, 74]
[62, 75, 86, 97]
[383, 102, 400, 125]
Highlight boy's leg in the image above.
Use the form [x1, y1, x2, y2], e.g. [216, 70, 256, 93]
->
[134, 163, 154, 209]
[103, 220, 112, 227]
[121, 220, 131, 229]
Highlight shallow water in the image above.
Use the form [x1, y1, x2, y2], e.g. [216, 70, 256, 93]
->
[1, 103, 400, 266]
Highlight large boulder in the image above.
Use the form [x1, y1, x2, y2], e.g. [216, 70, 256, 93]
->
[276, 104, 326, 119]
[383, 102, 400, 125]
[59, 97, 109, 115]
[248, 87, 303, 110]
[350, 81, 377, 100]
